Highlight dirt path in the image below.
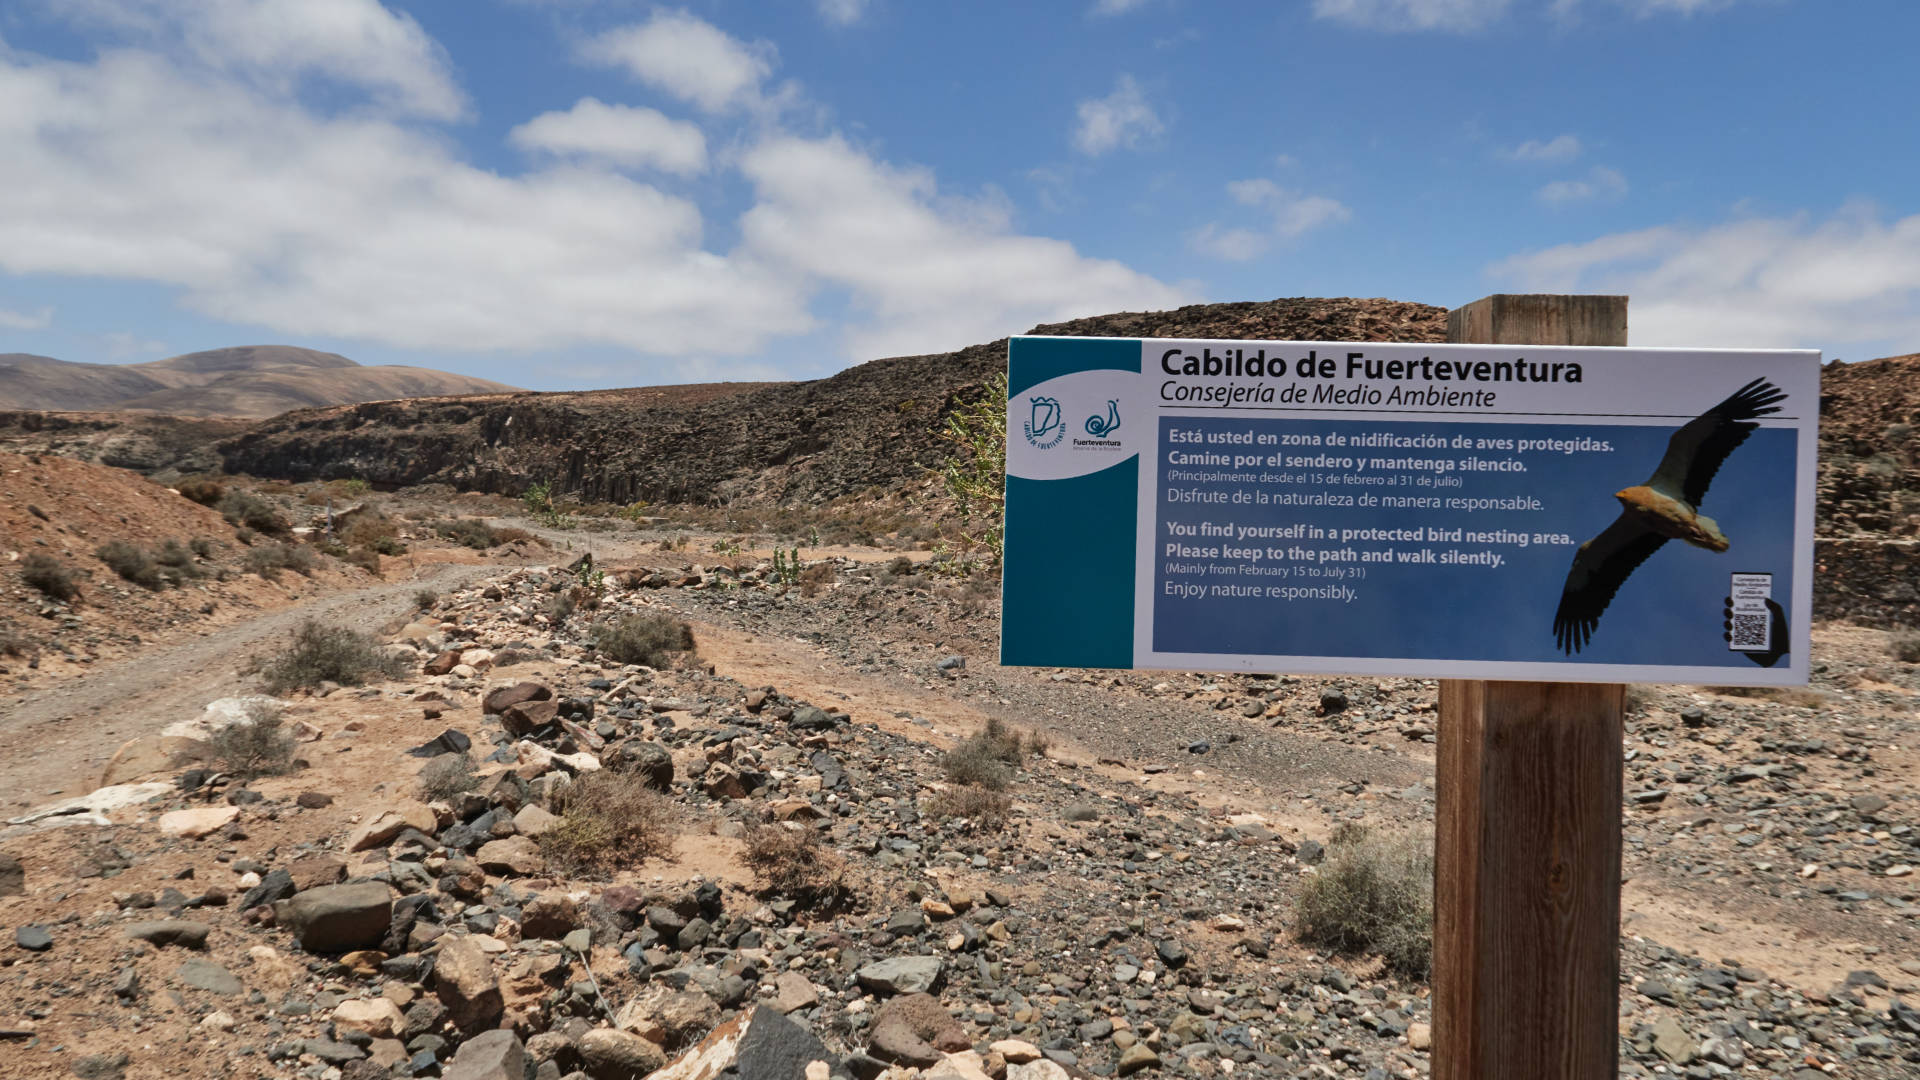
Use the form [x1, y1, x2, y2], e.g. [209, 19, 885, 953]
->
[0, 561, 502, 808]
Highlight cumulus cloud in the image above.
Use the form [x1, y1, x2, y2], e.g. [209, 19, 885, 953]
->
[0, 305, 54, 330]
[739, 134, 1190, 359]
[582, 9, 776, 113]
[1072, 75, 1163, 156]
[1489, 205, 1920, 354]
[0, 8, 1186, 369]
[48, 0, 464, 118]
[1311, 0, 1516, 32]
[1504, 134, 1583, 163]
[510, 98, 708, 175]
[1186, 225, 1269, 262]
[1190, 179, 1349, 260]
[1538, 166, 1628, 205]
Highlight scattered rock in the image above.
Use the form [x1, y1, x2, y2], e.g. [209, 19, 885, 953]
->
[274, 881, 393, 953]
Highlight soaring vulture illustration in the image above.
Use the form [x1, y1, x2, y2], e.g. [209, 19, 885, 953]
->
[1552, 377, 1787, 655]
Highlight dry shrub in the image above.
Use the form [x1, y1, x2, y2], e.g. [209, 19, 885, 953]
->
[344, 545, 383, 575]
[156, 539, 203, 580]
[416, 753, 479, 801]
[259, 619, 410, 694]
[799, 561, 836, 597]
[436, 518, 500, 549]
[176, 476, 225, 506]
[940, 717, 1027, 791]
[591, 611, 695, 668]
[219, 490, 287, 534]
[206, 701, 296, 780]
[1890, 631, 1920, 664]
[743, 824, 848, 907]
[545, 590, 578, 623]
[21, 552, 81, 600]
[245, 541, 314, 580]
[1294, 826, 1432, 981]
[96, 540, 165, 590]
[0, 620, 28, 657]
[340, 513, 397, 548]
[413, 588, 439, 611]
[928, 786, 1012, 831]
[494, 526, 537, 545]
[539, 770, 676, 877]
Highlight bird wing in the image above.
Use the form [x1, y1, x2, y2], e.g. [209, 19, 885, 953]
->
[1647, 377, 1787, 507]
[1553, 513, 1671, 655]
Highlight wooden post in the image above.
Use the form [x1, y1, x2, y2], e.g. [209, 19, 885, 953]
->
[1435, 295, 1628, 1080]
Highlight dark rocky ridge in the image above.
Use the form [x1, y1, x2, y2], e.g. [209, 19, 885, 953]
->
[214, 298, 1450, 504]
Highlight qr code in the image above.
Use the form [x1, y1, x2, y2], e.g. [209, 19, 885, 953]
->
[1730, 612, 1769, 650]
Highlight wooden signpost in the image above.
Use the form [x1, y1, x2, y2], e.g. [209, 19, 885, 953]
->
[1435, 294, 1629, 1080]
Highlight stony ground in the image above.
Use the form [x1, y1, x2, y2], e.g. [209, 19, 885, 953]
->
[1, 532, 1916, 1080]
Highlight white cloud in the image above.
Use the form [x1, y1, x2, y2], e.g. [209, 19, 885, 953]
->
[1537, 165, 1628, 205]
[1187, 225, 1269, 262]
[102, 330, 167, 359]
[48, 0, 463, 119]
[1312, 0, 1516, 32]
[1090, 0, 1153, 15]
[0, 305, 53, 330]
[1504, 134, 1583, 163]
[1489, 205, 1920, 354]
[738, 134, 1190, 359]
[1191, 179, 1349, 261]
[1072, 75, 1163, 156]
[817, 0, 871, 25]
[510, 98, 707, 175]
[582, 9, 775, 114]
[0, 9, 1187, 370]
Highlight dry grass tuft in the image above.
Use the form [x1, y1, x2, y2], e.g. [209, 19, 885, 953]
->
[539, 770, 677, 877]
[590, 611, 695, 668]
[205, 701, 296, 780]
[259, 620, 410, 694]
[1294, 825, 1432, 981]
[742, 823, 849, 907]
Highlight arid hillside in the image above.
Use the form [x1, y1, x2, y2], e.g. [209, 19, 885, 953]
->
[213, 298, 1450, 504]
[0, 345, 521, 418]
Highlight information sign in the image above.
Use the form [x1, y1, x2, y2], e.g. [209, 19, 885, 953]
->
[1001, 336, 1819, 685]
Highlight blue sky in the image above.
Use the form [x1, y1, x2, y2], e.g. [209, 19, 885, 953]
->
[1, 0, 1916, 390]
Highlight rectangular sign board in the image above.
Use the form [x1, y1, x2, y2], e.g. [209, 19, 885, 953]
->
[1000, 336, 1820, 685]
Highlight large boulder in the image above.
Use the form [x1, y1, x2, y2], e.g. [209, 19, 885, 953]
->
[483, 683, 552, 716]
[652, 1007, 838, 1080]
[855, 956, 943, 996]
[442, 1029, 526, 1080]
[274, 882, 392, 953]
[502, 700, 560, 737]
[344, 802, 439, 852]
[101, 697, 288, 786]
[606, 741, 674, 791]
[432, 935, 504, 1034]
[578, 1028, 668, 1080]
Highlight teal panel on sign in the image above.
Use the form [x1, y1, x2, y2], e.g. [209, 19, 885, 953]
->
[1007, 337, 1140, 398]
[1001, 458, 1137, 669]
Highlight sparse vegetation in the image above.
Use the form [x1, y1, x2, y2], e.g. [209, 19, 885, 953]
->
[258, 619, 410, 694]
[413, 588, 439, 611]
[1891, 631, 1920, 663]
[539, 770, 676, 877]
[1294, 825, 1433, 981]
[928, 785, 1012, 831]
[940, 717, 1028, 791]
[416, 753, 480, 801]
[96, 540, 165, 590]
[344, 545, 383, 575]
[205, 701, 296, 780]
[799, 560, 836, 597]
[189, 536, 218, 559]
[434, 518, 535, 549]
[218, 490, 287, 534]
[21, 552, 81, 601]
[590, 611, 695, 668]
[176, 476, 225, 506]
[155, 538, 203, 580]
[245, 541, 316, 580]
[937, 371, 1007, 571]
[743, 823, 849, 907]
[544, 590, 577, 623]
[0, 620, 28, 657]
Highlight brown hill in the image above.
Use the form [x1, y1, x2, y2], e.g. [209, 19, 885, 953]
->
[0, 345, 520, 418]
[215, 297, 1450, 502]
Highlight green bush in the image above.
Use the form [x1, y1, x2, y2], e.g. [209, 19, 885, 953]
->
[258, 620, 410, 694]
[590, 611, 695, 668]
[206, 701, 296, 780]
[21, 552, 81, 600]
[218, 490, 287, 534]
[189, 536, 218, 559]
[96, 540, 165, 590]
[416, 753, 480, 801]
[540, 770, 676, 877]
[1294, 826, 1433, 980]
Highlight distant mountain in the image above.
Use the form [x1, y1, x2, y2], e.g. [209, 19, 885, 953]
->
[0, 345, 521, 418]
